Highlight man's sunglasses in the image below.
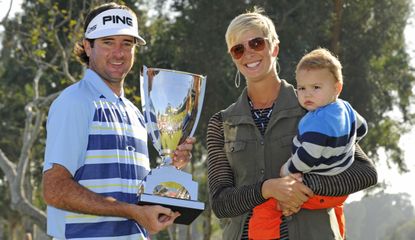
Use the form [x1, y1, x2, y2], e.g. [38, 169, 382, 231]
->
[229, 37, 269, 60]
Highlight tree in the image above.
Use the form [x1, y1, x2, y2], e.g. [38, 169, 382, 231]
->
[0, 0, 98, 237]
[386, 219, 415, 240]
[345, 192, 415, 240]
[150, 0, 415, 170]
[0, 0, 414, 239]
[339, 0, 414, 169]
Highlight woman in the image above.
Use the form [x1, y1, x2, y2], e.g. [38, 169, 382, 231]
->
[206, 8, 377, 240]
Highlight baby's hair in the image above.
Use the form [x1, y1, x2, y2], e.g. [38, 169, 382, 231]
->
[296, 48, 343, 84]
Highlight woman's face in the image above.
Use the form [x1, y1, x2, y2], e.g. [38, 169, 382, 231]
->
[228, 29, 278, 83]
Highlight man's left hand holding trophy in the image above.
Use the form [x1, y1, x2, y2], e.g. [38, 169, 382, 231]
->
[172, 137, 196, 170]
[151, 136, 196, 225]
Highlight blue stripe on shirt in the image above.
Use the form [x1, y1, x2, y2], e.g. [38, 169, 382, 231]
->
[87, 134, 148, 153]
[74, 163, 149, 181]
[93, 108, 131, 124]
[305, 155, 353, 173]
[65, 220, 146, 238]
[299, 101, 356, 137]
[356, 123, 367, 138]
[100, 192, 139, 203]
[298, 130, 352, 148]
[293, 147, 348, 168]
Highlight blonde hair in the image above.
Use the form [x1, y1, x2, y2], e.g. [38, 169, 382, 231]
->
[296, 48, 343, 84]
[225, 7, 279, 50]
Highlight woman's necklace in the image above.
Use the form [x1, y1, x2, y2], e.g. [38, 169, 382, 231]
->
[247, 79, 280, 135]
[247, 79, 280, 111]
[248, 97, 275, 117]
[248, 97, 275, 135]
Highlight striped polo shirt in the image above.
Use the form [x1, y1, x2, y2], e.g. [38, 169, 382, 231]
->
[285, 99, 368, 176]
[44, 69, 150, 239]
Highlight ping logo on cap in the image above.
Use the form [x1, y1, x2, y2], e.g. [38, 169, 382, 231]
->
[86, 25, 97, 34]
[84, 8, 146, 45]
[102, 15, 133, 26]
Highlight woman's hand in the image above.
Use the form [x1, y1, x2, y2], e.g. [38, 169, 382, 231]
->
[262, 174, 314, 213]
[172, 137, 196, 169]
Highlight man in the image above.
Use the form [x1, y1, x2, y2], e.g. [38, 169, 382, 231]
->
[42, 2, 195, 239]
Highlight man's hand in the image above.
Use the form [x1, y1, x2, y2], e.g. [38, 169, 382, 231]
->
[130, 204, 180, 234]
[172, 137, 196, 169]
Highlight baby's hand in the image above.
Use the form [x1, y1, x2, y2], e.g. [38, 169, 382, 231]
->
[279, 202, 300, 216]
[280, 163, 288, 177]
[289, 173, 303, 182]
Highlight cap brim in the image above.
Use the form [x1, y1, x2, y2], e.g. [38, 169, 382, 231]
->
[86, 28, 146, 45]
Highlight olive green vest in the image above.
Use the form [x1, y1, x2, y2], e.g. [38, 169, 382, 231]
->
[221, 80, 343, 240]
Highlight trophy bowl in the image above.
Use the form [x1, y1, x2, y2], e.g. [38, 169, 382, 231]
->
[138, 66, 206, 225]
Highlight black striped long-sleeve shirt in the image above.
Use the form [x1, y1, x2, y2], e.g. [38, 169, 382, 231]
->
[207, 111, 378, 239]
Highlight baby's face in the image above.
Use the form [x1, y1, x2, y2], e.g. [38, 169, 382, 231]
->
[296, 68, 341, 111]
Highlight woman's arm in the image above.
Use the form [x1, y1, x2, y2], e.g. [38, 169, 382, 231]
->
[303, 144, 378, 196]
[207, 112, 265, 218]
[207, 112, 312, 217]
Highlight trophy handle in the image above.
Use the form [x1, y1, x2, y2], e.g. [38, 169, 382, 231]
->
[140, 66, 163, 157]
[189, 75, 207, 139]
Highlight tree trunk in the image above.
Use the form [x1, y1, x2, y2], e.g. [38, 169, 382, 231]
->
[331, 0, 343, 56]
[202, 202, 212, 240]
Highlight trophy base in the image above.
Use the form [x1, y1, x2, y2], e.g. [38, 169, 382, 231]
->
[138, 193, 205, 225]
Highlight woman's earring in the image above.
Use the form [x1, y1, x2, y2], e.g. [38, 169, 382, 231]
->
[234, 70, 241, 88]
[276, 57, 281, 74]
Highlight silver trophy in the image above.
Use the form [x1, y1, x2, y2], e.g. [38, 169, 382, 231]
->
[138, 66, 206, 225]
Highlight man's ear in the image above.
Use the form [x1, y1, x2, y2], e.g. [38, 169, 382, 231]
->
[83, 39, 92, 57]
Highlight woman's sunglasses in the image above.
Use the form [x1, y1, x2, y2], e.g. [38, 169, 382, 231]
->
[229, 37, 269, 60]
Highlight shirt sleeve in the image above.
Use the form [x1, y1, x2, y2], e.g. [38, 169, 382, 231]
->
[303, 144, 378, 196]
[43, 95, 90, 176]
[354, 109, 368, 140]
[287, 111, 338, 175]
[207, 112, 266, 218]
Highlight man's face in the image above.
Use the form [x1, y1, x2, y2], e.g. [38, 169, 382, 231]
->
[84, 35, 136, 87]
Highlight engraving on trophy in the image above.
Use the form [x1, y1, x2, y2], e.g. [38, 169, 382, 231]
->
[138, 66, 206, 225]
[153, 182, 190, 200]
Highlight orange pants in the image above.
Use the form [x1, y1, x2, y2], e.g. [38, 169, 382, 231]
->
[249, 195, 348, 240]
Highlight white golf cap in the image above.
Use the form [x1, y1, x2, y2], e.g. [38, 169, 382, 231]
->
[84, 8, 146, 45]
